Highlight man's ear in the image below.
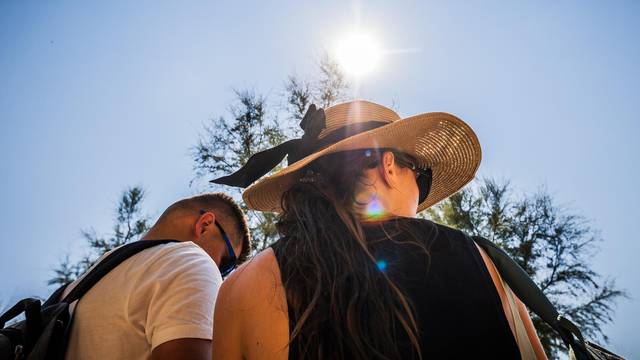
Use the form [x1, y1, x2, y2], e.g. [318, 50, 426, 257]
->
[194, 211, 216, 238]
[380, 151, 397, 187]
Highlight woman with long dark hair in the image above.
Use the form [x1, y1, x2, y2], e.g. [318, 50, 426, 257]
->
[211, 100, 546, 359]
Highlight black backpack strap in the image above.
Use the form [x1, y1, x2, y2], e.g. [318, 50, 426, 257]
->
[0, 298, 41, 330]
[42, 283, 71, 307]
[471, 236, 560, 327]
[62, 240, 179, 303]
[473, 236, 629, 359]
[471, 236, 585, 349]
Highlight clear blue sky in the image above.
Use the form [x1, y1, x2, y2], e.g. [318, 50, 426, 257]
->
[1, 0, 638, 357]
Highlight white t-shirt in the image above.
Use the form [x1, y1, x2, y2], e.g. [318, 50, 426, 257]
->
[62, 241, 222, 360]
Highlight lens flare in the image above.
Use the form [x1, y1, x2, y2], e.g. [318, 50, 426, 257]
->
[376, 260, 387, 272]
[364, 197, 386, 219]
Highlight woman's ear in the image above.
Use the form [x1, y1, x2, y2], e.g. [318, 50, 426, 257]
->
[380, 151, 397, 187]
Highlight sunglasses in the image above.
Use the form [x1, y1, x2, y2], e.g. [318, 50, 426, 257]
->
[200, 210, 237, 277]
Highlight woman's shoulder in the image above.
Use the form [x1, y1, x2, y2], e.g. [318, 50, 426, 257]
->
[214, 248, 289, 359]
[220, 248, 285, 308]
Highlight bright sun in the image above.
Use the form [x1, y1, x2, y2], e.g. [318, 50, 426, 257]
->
[335, 31, 382, 77]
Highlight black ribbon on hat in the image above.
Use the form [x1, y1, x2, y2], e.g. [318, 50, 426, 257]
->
[211, 104, 388, 188]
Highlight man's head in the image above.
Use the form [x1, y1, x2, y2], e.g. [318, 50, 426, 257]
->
[143, 193, 251, 274]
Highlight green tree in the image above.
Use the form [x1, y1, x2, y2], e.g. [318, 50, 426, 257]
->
[315, 52, 349, 108]
[192, 54, 350, 251]
[425, 178, 626, 358]
[49, 186, 150, 286]
[191, 89, 287, 251]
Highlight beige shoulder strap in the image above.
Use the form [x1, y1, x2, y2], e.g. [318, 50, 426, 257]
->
[503, 276, 537, 359]
[476, 245, 537, 360]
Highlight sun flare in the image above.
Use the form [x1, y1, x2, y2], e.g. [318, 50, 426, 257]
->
[335, 31, 382, 77]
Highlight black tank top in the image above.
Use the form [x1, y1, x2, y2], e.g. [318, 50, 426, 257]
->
[271, 218, 520, 359]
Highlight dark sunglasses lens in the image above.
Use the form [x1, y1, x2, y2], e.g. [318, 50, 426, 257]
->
[416, 172, 432, 203]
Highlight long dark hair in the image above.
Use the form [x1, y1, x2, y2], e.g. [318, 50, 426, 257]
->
[275, 149, 429, 359]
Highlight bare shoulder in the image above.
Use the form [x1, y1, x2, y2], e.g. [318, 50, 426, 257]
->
[220, 248, 286, 310]
[214, 248, 289, 360]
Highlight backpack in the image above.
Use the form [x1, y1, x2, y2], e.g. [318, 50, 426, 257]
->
[0, 240, 178, 360]
[473, 236, 625, 360]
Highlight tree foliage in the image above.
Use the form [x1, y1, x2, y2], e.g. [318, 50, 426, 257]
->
[315, 53, 349, 108]
[192, 90, 286, 180]
[48, 186, 150, 286]
[425, 178, 626, 358]
[191, 53, 350, 252]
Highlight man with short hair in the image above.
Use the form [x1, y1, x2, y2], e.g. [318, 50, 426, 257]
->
[63, 193, 251, 360]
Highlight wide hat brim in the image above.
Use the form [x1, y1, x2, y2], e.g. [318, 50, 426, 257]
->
[242, 111, 481, 213]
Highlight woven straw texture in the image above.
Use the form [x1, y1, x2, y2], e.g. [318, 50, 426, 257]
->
[242, 100, 481, 213]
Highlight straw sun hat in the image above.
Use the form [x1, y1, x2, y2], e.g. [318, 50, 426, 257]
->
[212, 100, 481, 213]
